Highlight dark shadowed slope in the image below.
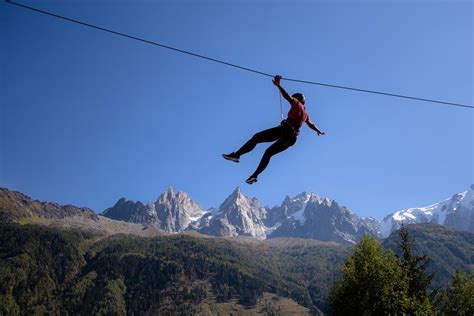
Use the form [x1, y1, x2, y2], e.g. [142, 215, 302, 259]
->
[383, 223, 474, 289]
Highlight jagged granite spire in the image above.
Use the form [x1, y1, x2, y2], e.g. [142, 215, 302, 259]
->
[102, 187, 203, 231]
[198, 187, 267, 239]
[155, 188, 204, 232]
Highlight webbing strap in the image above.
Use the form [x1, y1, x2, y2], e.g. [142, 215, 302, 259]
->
[279, 92, 284, 121]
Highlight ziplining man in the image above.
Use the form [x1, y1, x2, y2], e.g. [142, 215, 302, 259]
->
[223, 75, 325, 184]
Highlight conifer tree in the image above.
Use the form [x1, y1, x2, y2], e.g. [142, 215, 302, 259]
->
[396, 225, 433, 313]
[438, 271, 474, 315]
[330, 236, 410, 315]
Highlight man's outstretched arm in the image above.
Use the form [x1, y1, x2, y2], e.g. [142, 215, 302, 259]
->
[273, 75, 293, 104]
[306, 117, 325, 136]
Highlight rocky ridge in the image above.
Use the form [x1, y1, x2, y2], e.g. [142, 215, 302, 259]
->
[103, 187, 204, 232]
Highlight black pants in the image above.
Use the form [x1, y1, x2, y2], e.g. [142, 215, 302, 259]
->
[235, 125, 297, 178]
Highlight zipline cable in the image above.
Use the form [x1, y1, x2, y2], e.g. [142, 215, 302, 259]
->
[5, 0, 473, 110]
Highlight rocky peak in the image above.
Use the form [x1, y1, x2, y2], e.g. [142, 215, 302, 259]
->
[158, 186, 176, 203]
[267, 192, 380, 245]
[197, 188, 267, 239]
[103, 198, 155, 224]
[102, 188, 204, 231]
[265, 192, 321, 228]
[221, 188, 266, 218]
[157, 187, 194, 205]
[154, 188, 204, 232]
[441, 184, 474, 233]
[114, 197, 145, 209]
[220, 187, 247, 207]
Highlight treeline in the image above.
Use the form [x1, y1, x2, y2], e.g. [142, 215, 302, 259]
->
[330, 226, 474, 315]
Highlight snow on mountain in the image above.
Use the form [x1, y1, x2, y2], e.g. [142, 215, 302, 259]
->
[102, 188, 381, 244]
[288, 193, 323, 225]
[103, 187, 204, 232]
[380, 185, 474, 238]
[264, 192, 321, 228]
[155, 187, 205, 232]
[101, 184, 473, 244]
[197, 187, 267, 239]
[268, 193, 380, 245]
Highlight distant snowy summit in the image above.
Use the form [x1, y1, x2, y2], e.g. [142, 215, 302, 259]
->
[380, 184, 474, 237]
[266, 192, 380, 244]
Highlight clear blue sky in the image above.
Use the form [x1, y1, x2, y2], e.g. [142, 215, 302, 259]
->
[1, 0, 472, 219]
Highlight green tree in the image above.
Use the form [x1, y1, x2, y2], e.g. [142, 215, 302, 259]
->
[0, 285, 20, 315]
[92, 278, 127, 316]
[396, 225, 433, 314]
[330, 236, 410, 315]
[438, 270, 474, 315]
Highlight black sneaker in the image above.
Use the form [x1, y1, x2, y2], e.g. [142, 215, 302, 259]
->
[222, 153, 239, 163]
[245, 176, 258, 185]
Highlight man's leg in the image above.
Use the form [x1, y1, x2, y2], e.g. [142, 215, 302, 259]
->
[223, 126, 281, 162]
[235, 126, 281, 157]
[246, 139, 290, 183]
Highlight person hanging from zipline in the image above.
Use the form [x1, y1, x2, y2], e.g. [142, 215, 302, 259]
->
[223, 75, 325, 184]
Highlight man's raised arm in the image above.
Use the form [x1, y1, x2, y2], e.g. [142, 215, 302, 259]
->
[273, 75, 293, 104]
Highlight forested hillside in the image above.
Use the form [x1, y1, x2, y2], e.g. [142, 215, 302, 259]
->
[383, 223, 474, 289]
[0, 223, 349, 315]
[1, 223, 472, 315]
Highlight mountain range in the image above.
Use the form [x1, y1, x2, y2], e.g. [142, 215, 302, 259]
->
[99, 187, 382, 244]
[100, 185, 474, 243]
[1, 184, 473, 244]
